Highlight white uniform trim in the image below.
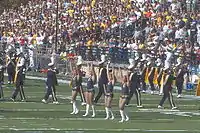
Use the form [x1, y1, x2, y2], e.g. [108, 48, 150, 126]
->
[17, 57, 25, 67]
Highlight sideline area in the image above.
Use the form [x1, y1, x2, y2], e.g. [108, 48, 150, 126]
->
[0, 77, 199, 133]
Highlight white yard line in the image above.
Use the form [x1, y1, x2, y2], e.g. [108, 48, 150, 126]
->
[1, 101, 67, 105]
[1, 108, 200, 118]
[0, 118, 109, 120]
[0, 128, 199, 132]
[0, 108, 179, 112]
[0, 117, 199, 122]
[2, 102, 41, 104]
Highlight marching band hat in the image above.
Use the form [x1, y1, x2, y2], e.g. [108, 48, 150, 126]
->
[135, 53, 140, 60]
[76, 56, 83, 66]
[52, 52, 57, 56]
[141, 54, 146, 61]
[0, 65, 3, 71]
[48, 62, 54, 67]
[164, 61, 170, 70]
[146, 57, 151, 66]
[156, 58, 162, 66]
[128, 58, 135, 69]
[176, 57, 182, 66]
[16, 48, 22, 56]
[28, 45, 35, 49]
[164, 38, 169, 41]
[6, 45, 14, 53]
[99, 55, 106, 65]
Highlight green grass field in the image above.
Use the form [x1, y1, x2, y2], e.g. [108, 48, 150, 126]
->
[0, 78, 200, 133]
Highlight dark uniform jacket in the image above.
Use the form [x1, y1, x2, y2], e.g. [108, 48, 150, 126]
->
[7, 57, 15, 73]
[129, 71, 139, 89]
[164, 70, 176, 91]
[46, 69, 58, 87]
[175, 65, 187, 82]
[15, 67, 24, 85]
[0, 65, 3, 82]
[98, 67, 108, 84]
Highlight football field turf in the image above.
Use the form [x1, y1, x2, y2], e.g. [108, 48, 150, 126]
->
[0, 78, 200, 133]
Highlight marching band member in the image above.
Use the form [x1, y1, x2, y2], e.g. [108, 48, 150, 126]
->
[11, 51, 26, 101]
[6, 51, 16, 84]
[0, 58, 4, 99]
[174, 57, 188, 98]
[155, 58, 164, 91]
[147, 57, 156, 94]
[94, 55, 108, 104]
[144, 57, 151, 87]
[118, 67, 129, 123]
[140, 54, 148, 93]
[104, 61, 115, 120]
[164, 40, 174, 64]
[83, 63, 96, 117]
[158, 62, 177, 109]
[126, 57, 142, 108]
[42, 62, 59, 104]
[28, 45, 35, 69]
[159, 45, 174, 95]
[69, 56, 84, 115]
[0, 52, 5, 85]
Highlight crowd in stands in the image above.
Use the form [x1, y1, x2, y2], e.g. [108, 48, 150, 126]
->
[0, 0, 199, 65]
